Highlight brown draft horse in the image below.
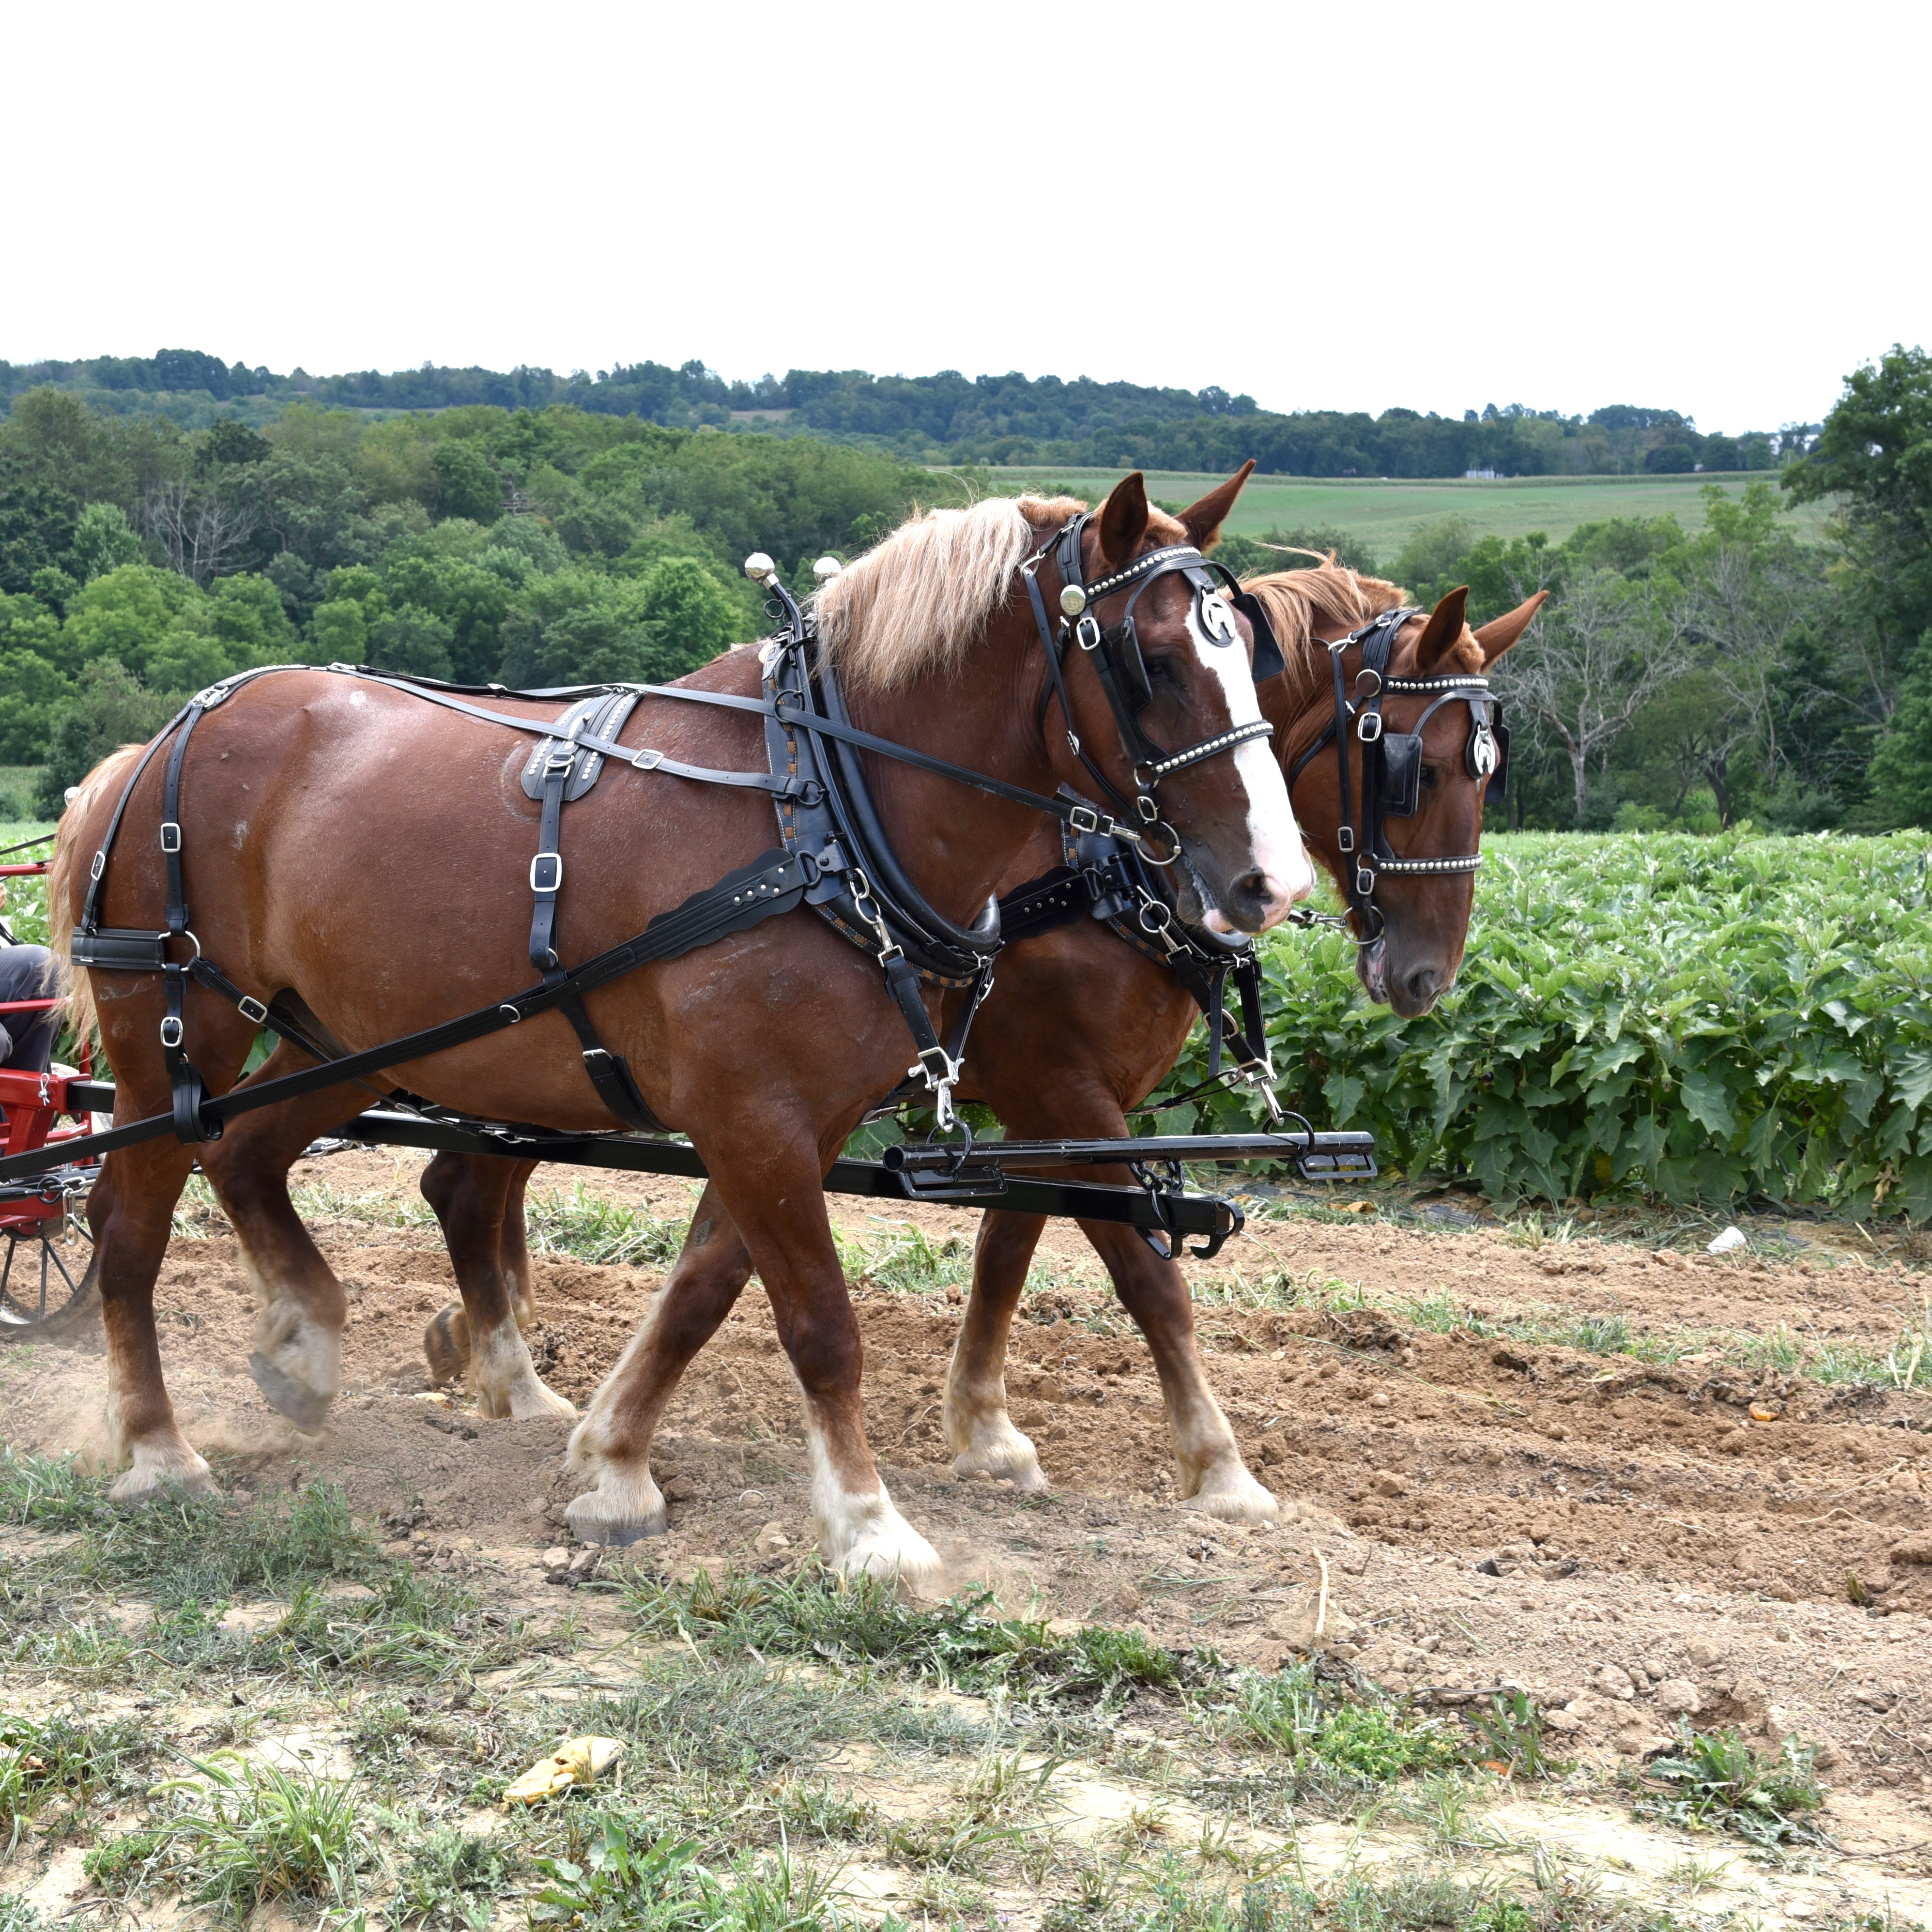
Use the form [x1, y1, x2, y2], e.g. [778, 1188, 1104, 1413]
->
[53, 469, 1309, 1584]
[416, 560, 1547, 1536]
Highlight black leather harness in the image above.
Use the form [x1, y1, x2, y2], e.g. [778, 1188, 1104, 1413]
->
[26, 521, 1269, 1182]
[1283, 607, 1507, 942]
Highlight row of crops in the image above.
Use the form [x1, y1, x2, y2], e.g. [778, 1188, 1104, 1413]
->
[1158, 831, 1932, 1220]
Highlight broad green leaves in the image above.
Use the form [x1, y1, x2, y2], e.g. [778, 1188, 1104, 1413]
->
[1150, 828, 1932, 1217]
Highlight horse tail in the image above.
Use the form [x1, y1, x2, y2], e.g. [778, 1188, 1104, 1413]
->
[48, 742, 147, 1044]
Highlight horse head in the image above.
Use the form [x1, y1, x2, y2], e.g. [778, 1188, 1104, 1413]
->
[1052, 467, 1313, 934]
[1252, 566, 1546, 1017]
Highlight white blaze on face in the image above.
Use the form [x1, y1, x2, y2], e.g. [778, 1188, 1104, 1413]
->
[1188, 594, 1315, 921]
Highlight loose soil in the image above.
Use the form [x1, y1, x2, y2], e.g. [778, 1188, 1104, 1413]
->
[5, 1148, 1932, 1924]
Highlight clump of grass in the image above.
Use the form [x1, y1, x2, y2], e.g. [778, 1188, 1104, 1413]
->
[1631, 1725, 1827, 1848]
[526, 1184, 687, 1268]
[144, 1755, 372, 1920]
[628, 1564, 1204, 1707]
[0, 1456, 385, 1606]
[1235, 1664, 1460, 1786]
[0, 1711, 150, 1828]
[836, 1220, 972, 1294]
[251, 1570, 526, 1684]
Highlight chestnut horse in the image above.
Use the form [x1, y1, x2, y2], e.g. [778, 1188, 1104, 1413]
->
[415, 561, 1546, 1534]
[53, 470, 1308, 1582]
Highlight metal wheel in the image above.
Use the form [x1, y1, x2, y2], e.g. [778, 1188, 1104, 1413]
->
[0, 1176, 96, 1335]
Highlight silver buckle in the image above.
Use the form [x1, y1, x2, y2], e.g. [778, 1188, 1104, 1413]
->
[1356, 866, 1374, 899]
[1356, 712, 1383, 744]
[530, 853, 563, 894]
[1336, 826, 1355, 853]
[159, 821, 182, 853]
[633, 749, 664, 771]
[1075, 614, 1102, 652]
[159, 1015, 184, 1049]
[237, 995, 268, 1024]
[89, 851, 106, 881]
[1068, 805, 1101, 835]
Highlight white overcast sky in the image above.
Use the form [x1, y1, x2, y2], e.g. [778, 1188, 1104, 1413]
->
[6, 0, 1923, 433]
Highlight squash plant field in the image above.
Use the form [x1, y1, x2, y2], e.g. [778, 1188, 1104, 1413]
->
[1159, 831, 1932, 1220]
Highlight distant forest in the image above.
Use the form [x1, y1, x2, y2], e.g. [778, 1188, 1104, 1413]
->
[0, 349, 1809, 478]
[0, 344, 1926, 842]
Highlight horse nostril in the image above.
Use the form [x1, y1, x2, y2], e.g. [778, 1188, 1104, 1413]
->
[1406, 966, 1441, 1006]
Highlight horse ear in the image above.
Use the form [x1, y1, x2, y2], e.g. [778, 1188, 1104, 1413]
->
[1472, 589, 1549, 665]
[1412, 586, 1470, 674]
[1176, 460, 1255, 550]
[1098, 472, 1150, 567]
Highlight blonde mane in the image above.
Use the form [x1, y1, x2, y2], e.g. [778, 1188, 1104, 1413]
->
[814, 494, 1089, 693]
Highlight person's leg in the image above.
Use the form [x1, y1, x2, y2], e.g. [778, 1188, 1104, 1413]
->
[0, 946, 59, 1072]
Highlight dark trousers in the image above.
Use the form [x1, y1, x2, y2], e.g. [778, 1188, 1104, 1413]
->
[0, 945, 59, 1072]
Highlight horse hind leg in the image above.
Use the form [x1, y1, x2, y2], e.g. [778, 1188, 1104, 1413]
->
[1085, 1216, 1278, 1524]
[196, 1054, 383, 1432]
[943, 1209, 1051, 1491]
[418, 1154, 571, 1421]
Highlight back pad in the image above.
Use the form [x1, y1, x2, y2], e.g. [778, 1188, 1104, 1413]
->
[520, 690, 642, 803]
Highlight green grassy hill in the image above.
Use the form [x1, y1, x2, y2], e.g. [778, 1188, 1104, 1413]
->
[964, 468, 1828, 556]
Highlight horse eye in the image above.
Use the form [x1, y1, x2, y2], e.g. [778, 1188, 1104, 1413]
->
[1147, 657, 1182, 689]
[1420, 766, 1440, 788]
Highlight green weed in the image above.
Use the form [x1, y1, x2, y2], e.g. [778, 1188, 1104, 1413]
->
[1234, 1664, 1460, 1784]
[397, 1819, 516, 1930]
[1631, 1724, 1827, 1847]
[527, 1183, 687, 1268]
[629, 1564, 1206, 1706]
[0, 1455, 385, 1606]
[0, 1711, 149, 1828]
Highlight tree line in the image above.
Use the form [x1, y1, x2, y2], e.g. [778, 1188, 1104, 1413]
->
[2, 351, 1803, 477]
[0, 393, 932, 814]
[1, 344, 1926, 835]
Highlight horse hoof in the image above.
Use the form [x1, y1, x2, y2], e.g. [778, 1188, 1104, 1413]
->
[1181, 1463, 1280, 1526]
[424, 1305, 470, 1385]
[110, 1445, 218, 1503]
[565, 1490, 667, 1547]
[831, 1511, 943, 1593]
[247, 1350, 334, 1433]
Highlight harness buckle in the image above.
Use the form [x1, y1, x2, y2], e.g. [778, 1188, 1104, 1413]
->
[545, 751, 576, 775]
[237, 995, 269, 1024]
[159, 1015, 184, 1050]
[1356, 866, 1375, 899]
[530, 853, 563, 895]
[1336, 826, 1354, 853]
[1068, 805, 1101, 835]
[632, 749, 664, 771]
[159, 821, 182, 854]
[89, 851, 106, 882]
[1075, 614, 1102, 652]
[1356, 711, 1384, 745]
[1135, 793, 1161, 823]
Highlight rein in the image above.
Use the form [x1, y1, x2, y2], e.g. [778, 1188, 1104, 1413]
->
[20, 521, 1270, 1181]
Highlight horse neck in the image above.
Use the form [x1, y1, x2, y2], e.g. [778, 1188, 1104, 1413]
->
[841, 598, 1058, 929]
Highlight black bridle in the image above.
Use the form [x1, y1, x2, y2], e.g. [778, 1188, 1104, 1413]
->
[1284, 607, 1507, 942]
[1025, 514, 1274, 863]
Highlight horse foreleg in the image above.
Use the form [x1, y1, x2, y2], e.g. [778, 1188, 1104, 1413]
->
[565, 1183, 752, 1545]
[417, 1155, 569, 1420]
[1083, 1216, 1278, 1522]
[943, 1210, 1051, 1490]
[710, 1141, 941, 1589]
[88, 1139, 213, 1501]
